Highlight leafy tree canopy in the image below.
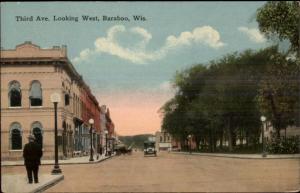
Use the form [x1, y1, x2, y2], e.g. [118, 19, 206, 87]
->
[256, 1, 300, 53]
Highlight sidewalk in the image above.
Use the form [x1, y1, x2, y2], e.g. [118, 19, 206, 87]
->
[171, 151, 300, 159]
[1, 153, 114, 166]
[1, 154, 115, 193]
[2, 174, 64, 193]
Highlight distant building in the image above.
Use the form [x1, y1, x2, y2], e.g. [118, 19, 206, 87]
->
[99, 105, 107, 154]
[99, 105, 116, 154]
[282, 126, 300, 137]
[155, 131, 172, 151]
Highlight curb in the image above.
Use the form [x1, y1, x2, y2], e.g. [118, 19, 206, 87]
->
[30, 175, 64, 193]
[286, 190, 300, 193]
[41, 155, 115, 166]
[1, 155, 115, 167]
[171, 152, 300, 159]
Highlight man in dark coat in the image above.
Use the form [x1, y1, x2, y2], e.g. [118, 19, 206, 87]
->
[23, 134, 43, 184]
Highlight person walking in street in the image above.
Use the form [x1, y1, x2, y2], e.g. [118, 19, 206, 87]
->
[23, 134, 43, 184]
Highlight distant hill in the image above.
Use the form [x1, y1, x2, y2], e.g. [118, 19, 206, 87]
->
[119, 134, 155, 149]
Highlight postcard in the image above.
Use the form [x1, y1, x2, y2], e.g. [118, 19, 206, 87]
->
[1, 1, 299, 193]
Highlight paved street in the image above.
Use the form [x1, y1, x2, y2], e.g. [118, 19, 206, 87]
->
[2, 151, 299, 192]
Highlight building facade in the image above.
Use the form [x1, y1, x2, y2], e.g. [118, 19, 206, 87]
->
[156, 130, 198, 152]
[155, 131, 172, 151]
[105, 108, 116, 154]
[99, 105, 107, 154]
[99, 106, 116, 154]
[1, 42, 101, 160]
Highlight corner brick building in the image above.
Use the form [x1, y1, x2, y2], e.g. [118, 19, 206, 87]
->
[1, 42, 101, 160]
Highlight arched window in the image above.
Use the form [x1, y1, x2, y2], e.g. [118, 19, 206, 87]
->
[10, 122, 22, 150]
[32, 122, 43, 148]
[65, 93, 70, 106]
[8, 81, 22, 107]
[29, 81, 42, 106]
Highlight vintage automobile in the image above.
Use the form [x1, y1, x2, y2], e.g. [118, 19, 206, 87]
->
[144, 141, 157, 156]
[115, 144, 132, 155]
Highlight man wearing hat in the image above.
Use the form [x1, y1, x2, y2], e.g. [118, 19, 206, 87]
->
[23, 134, 43, 184]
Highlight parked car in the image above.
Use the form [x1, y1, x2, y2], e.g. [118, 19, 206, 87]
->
[144, 141, 157, 156]
[115, 144, 132, 155]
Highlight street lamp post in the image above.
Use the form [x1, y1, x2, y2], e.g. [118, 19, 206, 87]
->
[50, 93, 62, 174]
[99, 131, 103, 156]
[89, 119, 94, 161]
[112, 136, 115, 155]
[260, 116, 267, 157]
[188, 134, 192, 154]
[105, 130, 108, 156]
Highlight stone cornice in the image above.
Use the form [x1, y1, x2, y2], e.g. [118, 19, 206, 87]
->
[1, 42, 101, 114]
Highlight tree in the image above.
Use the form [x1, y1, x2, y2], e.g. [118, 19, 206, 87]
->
[161, 47, 276, 152]
[161, 65, 209, 150]
[256, 1, 300, 54]
[257, 51, 300, 138]
[256, 2, 300, 139]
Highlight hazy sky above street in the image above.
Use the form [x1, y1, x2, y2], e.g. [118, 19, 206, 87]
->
[1, 2, 271, 136]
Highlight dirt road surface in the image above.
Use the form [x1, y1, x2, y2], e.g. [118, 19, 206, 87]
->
[3, 151, 299, 192]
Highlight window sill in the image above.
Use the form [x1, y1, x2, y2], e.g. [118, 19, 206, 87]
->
[9, 149, 45, 152]
[9, 150, 22, 152]
[30, 106, 43, 108]
[8, 106, 22, 109]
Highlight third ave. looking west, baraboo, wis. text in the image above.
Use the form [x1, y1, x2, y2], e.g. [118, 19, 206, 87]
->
[15, 15, 147, 22]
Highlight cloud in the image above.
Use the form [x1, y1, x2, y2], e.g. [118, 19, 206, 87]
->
[73, 48, 93, 63]
[165, 26, 225, 49]
[130, 27, 152, 49]
[93, 25, 161, 64]
[159, 81, 172, 91]
[155, 81, 176, 97]
[238, 27, 266, 43]
[73, 25, 225, 64]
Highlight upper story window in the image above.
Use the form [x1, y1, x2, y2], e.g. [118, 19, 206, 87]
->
[65, 94, 70, 106]
[29, 81, 42, 106]
[10, 122, 22, 150]
[8, 81, 22, 107]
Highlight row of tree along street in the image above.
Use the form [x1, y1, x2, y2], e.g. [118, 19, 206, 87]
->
[160, 2, 300, 154]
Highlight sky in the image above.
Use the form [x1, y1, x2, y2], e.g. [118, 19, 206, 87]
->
[1, 1, 271, 136]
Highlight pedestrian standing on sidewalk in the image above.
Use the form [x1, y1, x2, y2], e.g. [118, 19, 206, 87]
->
[23, 134, 43, 184]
